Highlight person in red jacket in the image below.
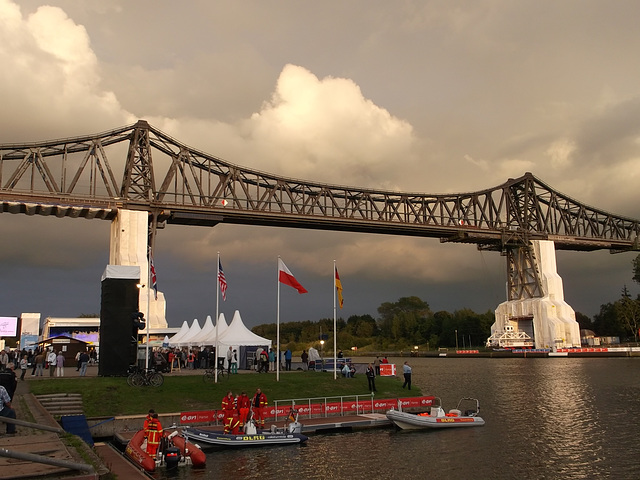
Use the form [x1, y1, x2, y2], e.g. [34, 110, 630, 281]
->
[145, 413, 163, 456]
[221, 391, 237, 434]
[143, 408, 155, 431]
[252, 387, 268, 429]
[237, 391, 251, 428]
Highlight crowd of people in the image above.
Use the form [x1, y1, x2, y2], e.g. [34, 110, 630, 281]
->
[142, 386, 269, 450]
[0, 346, 97, 380]
[219, 388, 268, 433]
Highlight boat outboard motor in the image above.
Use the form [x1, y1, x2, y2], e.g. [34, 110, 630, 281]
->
[164, 446, 181, 469]
[287, 421, 303, 434]
[244, 421, 258, 435]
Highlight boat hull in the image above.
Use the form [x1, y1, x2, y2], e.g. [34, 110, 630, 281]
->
[184, 427, 308, 447]
[125, 429, 206, 472]
[386, 410, 485, 430]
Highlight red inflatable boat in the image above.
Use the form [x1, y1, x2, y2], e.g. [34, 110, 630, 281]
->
[125, 429, 206, 472]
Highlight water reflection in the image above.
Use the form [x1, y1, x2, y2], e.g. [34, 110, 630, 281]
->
[153, 358, 640, 480]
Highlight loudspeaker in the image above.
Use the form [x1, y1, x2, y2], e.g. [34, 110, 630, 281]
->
[99, 266, 141, 376]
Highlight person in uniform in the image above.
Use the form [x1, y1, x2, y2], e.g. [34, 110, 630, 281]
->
[145, 413, 163, 456]
[237, 391, 251, 428]
[252, 387, 268, 429]
[221, 391, 237, 434]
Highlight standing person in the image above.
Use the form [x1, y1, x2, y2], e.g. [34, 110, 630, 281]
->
[187, 350, 195, 369]
[260, 349, 269, 373]
[145, 413, 163, 456]
[252, 388, 268, 430]
[0, 384, 16, 435]
[34, 351, 45, 376]
[221, 390, 236, 433]
[47, 349, 57, 377]
[56, 351, 65, 377]
[366, 363, 377, 393]
[75, 351, 81, 371]
[237, 391, 251, 428]
[375, 356, 381, 375]
[226, 347, 233, 375]
[19, 355, 28, 381]
[301, 350, 309, 370]
[143, 409, 155, 431]
[78, 351, 90, 376]
[268, 348, 276, 372]
[402, 361, 412, 390]
[284, 348, 292, 371]
[231, 350, 238, 374]
[0, 349, 8, 371]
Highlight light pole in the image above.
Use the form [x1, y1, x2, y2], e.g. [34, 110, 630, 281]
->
[455, 329, 459, 350]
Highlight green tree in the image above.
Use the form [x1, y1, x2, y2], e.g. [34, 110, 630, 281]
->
[616, 286, 640, 343]
[593, 302, 625, 338]
[575, 311, 593, 331]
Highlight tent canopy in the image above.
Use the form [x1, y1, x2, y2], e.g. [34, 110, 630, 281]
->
[218, 310, 271, 348]
[168, 321, 190, 345]
[175, 319, 202, 347]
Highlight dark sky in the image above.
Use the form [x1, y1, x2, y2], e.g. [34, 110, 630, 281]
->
[1, 1, 640, 330]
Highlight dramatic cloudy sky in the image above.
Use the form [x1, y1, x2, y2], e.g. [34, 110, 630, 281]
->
[1, 0, 640, 332]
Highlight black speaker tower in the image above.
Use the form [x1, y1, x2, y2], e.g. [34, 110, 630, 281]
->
[99, 266, 141, 376]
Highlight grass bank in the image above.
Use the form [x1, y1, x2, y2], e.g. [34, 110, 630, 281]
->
[29, 371, 421, 417]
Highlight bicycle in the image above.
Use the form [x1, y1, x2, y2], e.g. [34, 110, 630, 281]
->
[203, 365, 227, 383]
[127, 366, 164, 387]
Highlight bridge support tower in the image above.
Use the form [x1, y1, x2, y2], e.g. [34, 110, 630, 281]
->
[489, 240, 581, 350]
[108, 209, 167, 329]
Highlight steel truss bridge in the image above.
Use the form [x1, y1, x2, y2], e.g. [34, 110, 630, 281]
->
[1, 120, 639, 301]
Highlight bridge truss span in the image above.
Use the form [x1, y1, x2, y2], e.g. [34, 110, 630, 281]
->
[1, 120, 638, 253]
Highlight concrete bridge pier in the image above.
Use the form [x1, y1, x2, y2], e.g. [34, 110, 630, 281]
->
[109, 209, 168, 329]
[489, 240, 581, 350]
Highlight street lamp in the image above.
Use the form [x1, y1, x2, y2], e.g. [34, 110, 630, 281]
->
[320, 339, 325, 356]
[455, 329, 459, 350]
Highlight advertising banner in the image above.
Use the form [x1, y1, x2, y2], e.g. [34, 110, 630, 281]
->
[180, 396, 436, 424]
[379, 364, 396, 376]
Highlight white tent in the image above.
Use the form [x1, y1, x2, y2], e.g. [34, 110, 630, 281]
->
[217, 310, 272, 370]
[176, 319, 202, 347]
[218, 310, 272, 348]
[168, 320, 191, 345]
[201, 313, 229, 345]
[191, 315, 215, 346]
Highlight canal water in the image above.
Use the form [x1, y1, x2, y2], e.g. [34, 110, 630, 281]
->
[153, 357, 640, 479]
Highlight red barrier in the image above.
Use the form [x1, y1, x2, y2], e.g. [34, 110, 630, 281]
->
[557, 347, 609, 353]
[180, 396, 436, 424]
[379, 364, 396, 376]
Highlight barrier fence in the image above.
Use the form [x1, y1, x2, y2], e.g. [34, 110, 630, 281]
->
[179, 395, 436, 425]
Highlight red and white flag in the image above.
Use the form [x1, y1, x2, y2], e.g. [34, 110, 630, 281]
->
[278, 258, 308, 294]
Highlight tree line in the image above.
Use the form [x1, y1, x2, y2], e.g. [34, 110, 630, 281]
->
[252, 296, 495, 352]
[252, 254, 640, 351]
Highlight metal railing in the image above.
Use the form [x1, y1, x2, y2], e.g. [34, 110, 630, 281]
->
[273, 393, 375, 421]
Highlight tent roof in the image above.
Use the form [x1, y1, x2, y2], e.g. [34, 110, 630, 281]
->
[201, 313, 229, 345]
[175, 319, 202, 346]
[190, 315, 215, 345]
[168, 321, 190, 345]
[218, 310, 271, 347]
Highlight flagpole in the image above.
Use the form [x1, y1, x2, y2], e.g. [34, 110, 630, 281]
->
[276, 256, 281, 382]
[215, 251, 220, 383]
[145, 252, 151, 370]
[333, 260, 337, 380]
